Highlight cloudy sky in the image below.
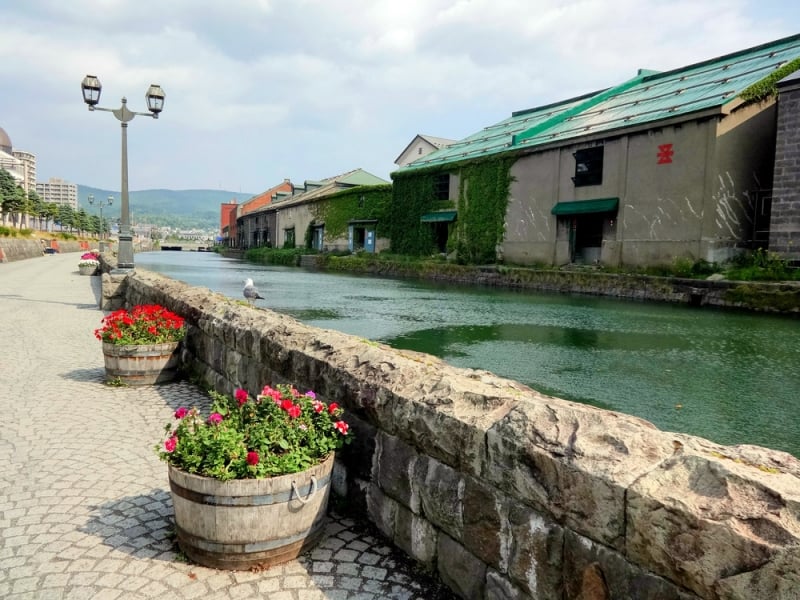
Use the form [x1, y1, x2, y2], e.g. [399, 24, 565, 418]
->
[0, 1, 798, 198]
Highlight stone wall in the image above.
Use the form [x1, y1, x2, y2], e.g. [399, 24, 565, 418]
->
[770, 75, 800, 260]
[121, 270, 800, 600]
[0, 238, 85, 262]
[301, 256, 800, 314]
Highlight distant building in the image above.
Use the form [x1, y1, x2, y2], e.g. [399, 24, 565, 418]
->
[235, 179, 295, 249]
[238, 169, 390, 252]
[395, 134, 456, 167]
[219, 199, 239, 248]
[0, 126, 36, 193]
[36, 178, 78, 209]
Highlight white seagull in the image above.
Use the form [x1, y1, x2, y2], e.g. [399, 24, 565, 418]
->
[243, 278, 264, 305]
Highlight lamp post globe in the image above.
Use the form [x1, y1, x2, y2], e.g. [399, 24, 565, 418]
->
[81, 75, 165, 270]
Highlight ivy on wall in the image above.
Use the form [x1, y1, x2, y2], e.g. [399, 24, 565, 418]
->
[740, 58, 800, 103]
[390, 156, 515, 262]
[308, 184, 392, 243]
[455, 157, 515, 264]
[388, 171, 438, 255]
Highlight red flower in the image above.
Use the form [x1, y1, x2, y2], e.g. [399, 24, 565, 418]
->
[312, 400, 324, 413]
[287, 404, 301, 419]
[174, 407, 188, 419]
[164, 436, 177, 452]
[246, 451, 260, 466]
[328, 403, 340, 414]
[281, 399, 294, 411]
[334, 421, 349, 435]
[235, 388, 249, 406]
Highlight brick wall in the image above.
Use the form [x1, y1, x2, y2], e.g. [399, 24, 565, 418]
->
[770, 78, 800, 258]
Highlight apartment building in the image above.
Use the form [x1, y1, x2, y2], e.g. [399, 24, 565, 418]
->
[36, 177, 78, 209]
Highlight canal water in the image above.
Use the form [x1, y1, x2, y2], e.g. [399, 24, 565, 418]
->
[135, 251, 800, 458]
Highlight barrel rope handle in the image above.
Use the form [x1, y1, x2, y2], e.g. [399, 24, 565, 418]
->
[291, 476, 317, 504]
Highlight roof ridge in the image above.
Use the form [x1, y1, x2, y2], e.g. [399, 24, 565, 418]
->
[511, 73, 648, 146]
[640, 33, 800, 84]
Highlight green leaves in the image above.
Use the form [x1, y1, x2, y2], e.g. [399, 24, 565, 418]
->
[157, 385, 352, 481]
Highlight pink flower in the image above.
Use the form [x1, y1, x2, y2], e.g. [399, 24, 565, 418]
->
[312, 400, 324, 414]
[328, 403, 340, 415]
[174, 407, 188, 419]
[246, 451, 260, 466]
[208, 413, 223, 425]
[305, 390, 316, 399]
[164, 437, 177, 452]
[287, 404, 301, 419]
[334, 421, 349, 435]
[235, 388, 249, 406]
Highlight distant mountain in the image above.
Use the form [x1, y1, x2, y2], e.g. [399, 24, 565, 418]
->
[76, 185, 255, 229]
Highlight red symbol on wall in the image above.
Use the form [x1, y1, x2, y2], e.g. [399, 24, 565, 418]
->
[657, 144, 674, 164]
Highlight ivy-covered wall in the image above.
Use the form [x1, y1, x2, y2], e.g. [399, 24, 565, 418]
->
[455, 157, 515, 264]
[390, 156, 515, 262]
[308, 184, 392, 244]
[388, 170, 439, 255]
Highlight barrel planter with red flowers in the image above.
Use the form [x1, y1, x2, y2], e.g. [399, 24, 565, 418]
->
[168, 453, 335, 569]
[156, 384, 352, 570]
[95, 304, 186, 385]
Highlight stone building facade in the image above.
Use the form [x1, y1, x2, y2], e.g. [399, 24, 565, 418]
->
[769, 70, 800, 260]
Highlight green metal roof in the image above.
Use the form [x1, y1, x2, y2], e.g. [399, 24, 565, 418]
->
[401, 34, 800, 172]
[551, 198, 619, 216]
[420, 210, 457, 222]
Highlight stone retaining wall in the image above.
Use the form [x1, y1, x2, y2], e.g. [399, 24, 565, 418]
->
[0, 238, 85, 262]
[315, 258, 800, 314]
[121, 269, 800, 599]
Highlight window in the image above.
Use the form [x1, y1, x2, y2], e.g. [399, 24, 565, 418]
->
[433, 173, 450, 200]
[572, 146, 604, 187]
[283, 227, 295, 249]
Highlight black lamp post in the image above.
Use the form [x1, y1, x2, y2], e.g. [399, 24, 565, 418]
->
[81, 75, 165, 269]
[88, 193, 114, 240]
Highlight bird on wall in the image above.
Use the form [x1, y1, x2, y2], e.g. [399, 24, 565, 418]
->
[243, 278, 264, 305]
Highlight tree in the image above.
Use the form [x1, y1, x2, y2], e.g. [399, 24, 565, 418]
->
[76, 208, 90, 236]
[57, 204, 74, 232]
[0, 168, 21, 227]
[27, 190, 44, 230]
[43, 202, 59, 232]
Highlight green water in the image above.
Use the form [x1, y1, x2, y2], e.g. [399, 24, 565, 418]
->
[135, 251, 800, 457]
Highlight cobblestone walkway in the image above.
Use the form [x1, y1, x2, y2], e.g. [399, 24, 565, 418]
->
[0, 254, 456, 599]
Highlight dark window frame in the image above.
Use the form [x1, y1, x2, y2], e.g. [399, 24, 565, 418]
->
[433, 173, 450, 200]
[572, 146, 604, 187]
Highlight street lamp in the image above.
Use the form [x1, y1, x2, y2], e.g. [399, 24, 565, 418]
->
[81, 74, 165, 269]
[88, 194, 113, 240]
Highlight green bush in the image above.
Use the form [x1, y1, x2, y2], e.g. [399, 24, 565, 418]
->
[725, 248, 796, 281]
[245, 247, 312, 266]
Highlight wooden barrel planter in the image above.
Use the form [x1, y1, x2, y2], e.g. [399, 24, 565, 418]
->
[168, 453, 334, 570]
[102, 341, 180, 385]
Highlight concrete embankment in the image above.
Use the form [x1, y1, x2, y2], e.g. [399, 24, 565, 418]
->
[260, 253, 800, 315]
[0, 237, 86, 262]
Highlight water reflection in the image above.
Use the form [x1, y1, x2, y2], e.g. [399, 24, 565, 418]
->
[134, 251, 800, 457]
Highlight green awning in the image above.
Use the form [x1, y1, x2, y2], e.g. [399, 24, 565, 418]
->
[421, 210, 457, 223]
[551, 197, 619, 216]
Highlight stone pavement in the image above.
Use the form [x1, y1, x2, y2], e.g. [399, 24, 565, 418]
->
[0, 253, 456, 600]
